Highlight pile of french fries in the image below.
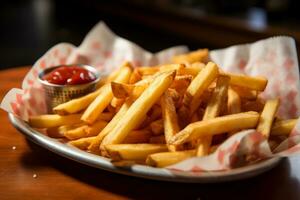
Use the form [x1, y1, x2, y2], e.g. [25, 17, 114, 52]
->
[29, 49, 298, 168]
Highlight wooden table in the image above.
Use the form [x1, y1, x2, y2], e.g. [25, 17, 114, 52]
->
[1, 67, 300, 200]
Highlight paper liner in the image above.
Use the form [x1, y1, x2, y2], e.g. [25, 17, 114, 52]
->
[1, 21, 300, 172]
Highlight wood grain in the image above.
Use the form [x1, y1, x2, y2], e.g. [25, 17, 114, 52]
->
[0, 67, 300, 200]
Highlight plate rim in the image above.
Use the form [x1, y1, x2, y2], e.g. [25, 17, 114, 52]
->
[8, 113, 282, 183]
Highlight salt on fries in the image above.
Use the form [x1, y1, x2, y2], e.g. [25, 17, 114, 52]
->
[29, 49, 299, 168]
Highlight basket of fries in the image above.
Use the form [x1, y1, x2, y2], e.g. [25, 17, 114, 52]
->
[2, 22, 300, 175]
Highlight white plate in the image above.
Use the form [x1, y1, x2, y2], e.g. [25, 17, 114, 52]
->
[8, 113, 281, 183]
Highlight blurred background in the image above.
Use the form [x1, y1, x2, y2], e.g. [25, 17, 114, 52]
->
[0, 0, 300, 69]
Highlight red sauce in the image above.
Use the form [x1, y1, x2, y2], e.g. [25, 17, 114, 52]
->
[43, 66, 96, 85]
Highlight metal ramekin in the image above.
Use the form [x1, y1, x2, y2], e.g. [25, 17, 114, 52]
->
[38, 64, 100, 113]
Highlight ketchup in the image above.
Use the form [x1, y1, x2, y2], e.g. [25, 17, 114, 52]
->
[43, 66, 96, 85]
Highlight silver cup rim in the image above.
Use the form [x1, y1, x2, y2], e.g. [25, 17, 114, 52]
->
[38, 64, 101, 88]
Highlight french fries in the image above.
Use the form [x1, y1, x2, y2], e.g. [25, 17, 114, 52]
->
[53, 88, 102, 115]
[137, 64, 184, 76]
[224, 73, 267, 91]
[47, 124, 81, 138]
[64, 120, 107, 140]
[111, 82, 148, 99]
[88, 101, 130, 152]
[100, 70, 175, 151]
[227, 88, 241, 115]
[177, 62, 205, 77]
[110, 98, 125, 108]
[227, 88, 241, 137]
[257, 99, 280, 138]
[123, 130, 152, 144]
[146, 150, 196, 167]
[81, 62, 132, 124]
[170, 112, 259, 146]
[29, 114, 82, 128]
[68, 136, 96, 150]
[104, 144, 168, 161]
[129, 68, 142, 84]
[160, 90, 180, 151]
[64, 125, 87, 140]
[197, 75, 230, 156]
[231, 86, 257, 100]
[179, 62, 219, 124]
[31, 49, 298, 169]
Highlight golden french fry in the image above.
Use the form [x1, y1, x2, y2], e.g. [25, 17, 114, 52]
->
[159, 64, 185, 73]
[53, 88, 102, 115]
[172, 49, 209, 64]
[46, 124, 82, 138]
[160, 90, 181, 151]
[64, 125, 87, 140]
[137, 66, 159, 75]
[170, 75, 193, 94]
[271, 119, 298, 136]
[227, 88, 241, 114]
[100, 70, 176, 149]
[123, 130, 152, 143]
[129, 68, 142, 84]
[180, 62, 219, 121]
[146, 150, 196, 167]
[88, 102, 130, 152]
[64, 120, 107, 140]
[81, 63, 132, 124]
[170, 112, 259, 146]
[84, 120, 108, 136]
[178, 62, 205, 77]
[227, 88, 241, 137]
[166, 88, 181, 108]
[197, 75, 230, 156]
[111, 82, 147, 99]
[137, 64, 184, 76]
[149, 135, 166, 144]
[104, 144, 168, 161]
[241, 98, 265, 112]
[111, 82, 134, 98]
[231, 86, 257, 100]
[69, 136, 96, 150]
[150, 119, 164, 135]
[89, 78, 152, 152]
[29, 114, 82, 128]
[46, 127, 63, 138]
[257, 99, 280, 138]
[110, 97, 125, 108]
[223, 73, 267, 91]
[202, 75, 230, 120]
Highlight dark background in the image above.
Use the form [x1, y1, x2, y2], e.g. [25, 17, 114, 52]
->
[1, 0, 300, 69]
